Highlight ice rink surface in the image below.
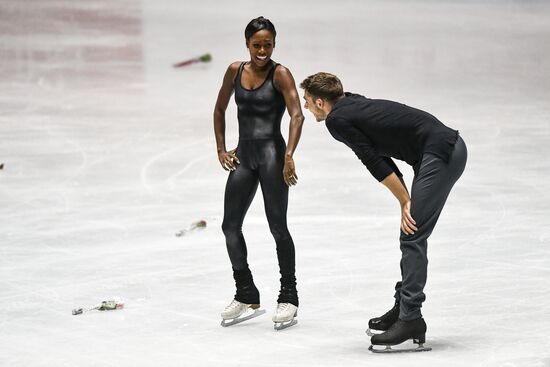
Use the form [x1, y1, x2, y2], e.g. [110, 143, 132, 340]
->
[1, 0, 550, 366]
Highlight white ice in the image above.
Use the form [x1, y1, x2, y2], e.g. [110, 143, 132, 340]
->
[1, 0, 550, 366]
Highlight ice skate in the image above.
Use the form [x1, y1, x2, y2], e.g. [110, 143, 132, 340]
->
[366, 301, 399, 336]
[220, 299, 265, 327]
[272, 302, 298, 330]
[369, 318, 432, 353]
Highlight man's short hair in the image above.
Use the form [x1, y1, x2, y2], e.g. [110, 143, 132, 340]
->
[300, 72, 344, 104]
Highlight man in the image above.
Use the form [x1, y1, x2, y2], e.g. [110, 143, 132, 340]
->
[300, 72, 467, 351]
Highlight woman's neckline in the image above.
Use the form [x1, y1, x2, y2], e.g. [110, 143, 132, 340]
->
[239, 61, 275, 91]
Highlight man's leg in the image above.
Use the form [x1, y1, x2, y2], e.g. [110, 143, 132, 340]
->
[399, 137, 467, 320]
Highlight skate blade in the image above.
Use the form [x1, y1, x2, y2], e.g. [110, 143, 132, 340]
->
[220, 309, 266, 327]
[274, 319, 298, 331]
[368, 343, 432, 353]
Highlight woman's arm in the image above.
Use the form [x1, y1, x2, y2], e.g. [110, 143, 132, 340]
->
[214, 62, 240, 171]
[274, 66, 305, 186]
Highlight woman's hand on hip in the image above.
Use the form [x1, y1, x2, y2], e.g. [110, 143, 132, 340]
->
[218, 148, 239, 171]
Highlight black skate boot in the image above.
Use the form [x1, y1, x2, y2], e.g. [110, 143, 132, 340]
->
[366, 301, 399, 336]
[366, 281, 402, 336]
[369, 318, 431, 353]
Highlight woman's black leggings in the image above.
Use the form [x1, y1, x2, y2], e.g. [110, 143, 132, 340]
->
[222, 136, 298, 306]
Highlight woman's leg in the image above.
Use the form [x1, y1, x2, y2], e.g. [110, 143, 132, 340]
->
[222, 162, 260, 303]
[258, 139, 298, 306]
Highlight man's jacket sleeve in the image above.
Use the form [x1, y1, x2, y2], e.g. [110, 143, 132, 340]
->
[326, 117, 402, 181]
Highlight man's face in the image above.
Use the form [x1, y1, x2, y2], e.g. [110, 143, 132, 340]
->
[303, 91, 327, 122]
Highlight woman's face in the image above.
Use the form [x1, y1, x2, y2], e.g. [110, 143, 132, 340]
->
[246, 29, 275, 68]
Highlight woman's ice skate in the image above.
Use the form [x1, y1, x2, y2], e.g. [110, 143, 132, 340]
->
[220, 299, 265, 327]
[272, 303, 298, 330]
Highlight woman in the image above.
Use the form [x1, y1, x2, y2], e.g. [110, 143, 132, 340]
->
[213, 16, 304, 329]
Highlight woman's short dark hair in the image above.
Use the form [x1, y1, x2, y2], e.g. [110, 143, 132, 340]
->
[245, 16, 276, 41]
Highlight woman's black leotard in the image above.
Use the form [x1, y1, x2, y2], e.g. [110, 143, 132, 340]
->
[222, 61, 298, 307]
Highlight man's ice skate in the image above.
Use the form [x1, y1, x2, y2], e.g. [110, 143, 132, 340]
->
[272, 303, 298, 330]
[220, 299, 265, 327]
[366, 301, 399, 336]
[369, 318, 432, 353]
